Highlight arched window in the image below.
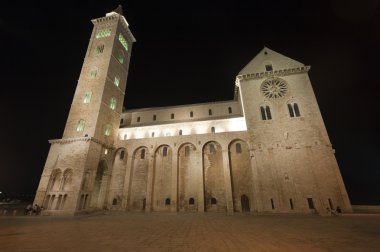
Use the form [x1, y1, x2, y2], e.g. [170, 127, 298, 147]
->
[288, 102, 301, 118]
[211, 127, 215, 133]
[137, 117, 140, 122]
[211, 197, 217, 205]
[141, 149, 145, 159]
[120, 150, 125, 160]
[228, 107, 232, 114]
[179, 130, 182, 135]
[95, 44, 104, 54]
[190, 111, 193, 117]
[185, 146, 190, 156]
[163, 147, 168, 156]
[189, 198, 195, 205]
[76, 119, 85, 132]
[210, 144, 216, 154]
[110, 97, 117, 110]
[260, 105, 272, 120]
[112, 198, 118, 205]
[165, 198, 171, 205]
[83, 91, 92, 104]
[118, 33, 129, 51]
[209, 109, 212, 115]
[114, 76, 120, 87]
[236, 143, 242, 154]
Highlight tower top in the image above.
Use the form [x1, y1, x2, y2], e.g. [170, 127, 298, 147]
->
[113, 5, 123, 15]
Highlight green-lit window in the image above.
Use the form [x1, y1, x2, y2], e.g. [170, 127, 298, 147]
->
[117, 51, 124, 64]
[118, 34, 128, 51]
[83, 92, 92, 104]
[105, 125, 111, 136]
[96, 29, 111, 39]
[114, 76, 120, 87]
[110, 98, 117, 110]
[90, 68, 97, 79]
[95, 44, 104, 54]
[76, 119, 85, 132]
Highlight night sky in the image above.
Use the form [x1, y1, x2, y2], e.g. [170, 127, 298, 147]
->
[1, 1, 379, 204]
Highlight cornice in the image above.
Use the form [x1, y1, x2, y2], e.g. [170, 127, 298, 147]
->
[91, 14, 136, 42]
[49, 137, 114, 149]
[235, 66, 311, 86]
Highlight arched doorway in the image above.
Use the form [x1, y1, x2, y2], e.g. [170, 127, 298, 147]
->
[241, 195, 250, 212]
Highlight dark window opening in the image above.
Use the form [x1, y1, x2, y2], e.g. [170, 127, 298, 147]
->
[151, 132, 155, 138]
[211, 127, 215, 133]
[112, 198, 117, 205]
[163, 147, 168, 156]
[211, 197, 217, 205]
[265, 106, 272, 120]
[120, 119, 124, 124]
[236, 143, 242, 154]
[271, 198, 275, 209]
[294, 103, 300, 117]
[171, 113, 174, 119]
[209, 109, 212, 115]
[260, 106, 266, 120]
[190, 111, 193, 117]
[289, 198, 294, 210]
[189, 198, 195, 205]
[137, 116, 140, 122]
[165, 198, 171, 205]
[228, 107, 232, 114]
[179, 129, 182, 135]
[120, 150, 125, 160]
[210, 144, 216, 154]
[307, 198, 315, 209]
[185, 146, 190, 156]
[288, 104, 295, 117]
[141, 149, 145, 159]
[153, 115, 156, 121]
[265, 64, 273, 71]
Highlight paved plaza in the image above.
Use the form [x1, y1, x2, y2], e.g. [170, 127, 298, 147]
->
[1, 212, 380, 251]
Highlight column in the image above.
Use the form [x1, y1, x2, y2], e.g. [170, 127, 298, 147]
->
[145, 154, 155, 212]
[222, 149, 234, 213]
[122, 156, 133, 209]
[196, 150, 205, 212]
[170, 149, 178, 212]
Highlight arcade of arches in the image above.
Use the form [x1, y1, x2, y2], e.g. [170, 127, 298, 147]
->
[109, 139, 253, 212]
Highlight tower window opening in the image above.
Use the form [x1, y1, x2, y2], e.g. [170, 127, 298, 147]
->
[179, 130, 182, 135]
[118, 33, 129, 52]
[288, 103, 301, 117]
[137, 117, 140, 122]
[294, 103, 301, 117]
[120, 150, 125, 160]
[95, 44, 104, 54]
[123, 134, 127, 140]
[117, 52, 124, 64]
[110, 98, 117, 110]
[265, 64, 273, 71]
[189, 198, 195, 205]
[89, 68, 97, 79]
[260, 105, 272, 120]
[96, 28, 111, 39]
[165, 198, 171, 205]
[153, 115, 156, 121]
[236, 143, 242, 154]
[190, 111, 193, 117]
[76, 119, 85, 132]
[141, 149, 146, 159]
[120, 119, 124, 125]
[83, 92, 92, 104]
[105, 125, 111, 136]
[209, 109, 212, 116]
[211, 197, 217, 205]
[114, 76, 120, 87]
[211, 127, 215, 133]
[163, 147, 168, 156]
[288, 104, 295, 117]
[171, 113, 174, 119]
[151, 132, 155, 138]
[228, 107, 232, 114]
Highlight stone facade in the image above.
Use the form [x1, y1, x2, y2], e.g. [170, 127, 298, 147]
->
[34, 7, 352, 215]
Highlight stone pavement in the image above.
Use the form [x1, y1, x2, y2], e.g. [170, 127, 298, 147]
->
[1, 212, 380, 251]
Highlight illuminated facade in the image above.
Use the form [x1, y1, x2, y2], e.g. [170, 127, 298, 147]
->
[34, 7, 352, 215]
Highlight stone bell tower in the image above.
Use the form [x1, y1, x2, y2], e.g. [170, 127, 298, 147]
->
[34, 6, 135, 215]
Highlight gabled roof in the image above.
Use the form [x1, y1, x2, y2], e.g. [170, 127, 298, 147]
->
[239, 47, 304, 75]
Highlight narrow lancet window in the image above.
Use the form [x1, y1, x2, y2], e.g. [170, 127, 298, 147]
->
[76, 119, 85, 132]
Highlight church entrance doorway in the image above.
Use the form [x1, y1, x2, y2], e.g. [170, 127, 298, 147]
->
[241, 194, 250, 212]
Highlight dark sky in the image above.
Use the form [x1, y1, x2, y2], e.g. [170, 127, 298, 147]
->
[1, 0, 379, 204]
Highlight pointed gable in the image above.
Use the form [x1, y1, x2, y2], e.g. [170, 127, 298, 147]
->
[239, 47, 305, 75]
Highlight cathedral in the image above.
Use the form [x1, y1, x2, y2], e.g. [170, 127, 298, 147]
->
[34, 7, 352, 215]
